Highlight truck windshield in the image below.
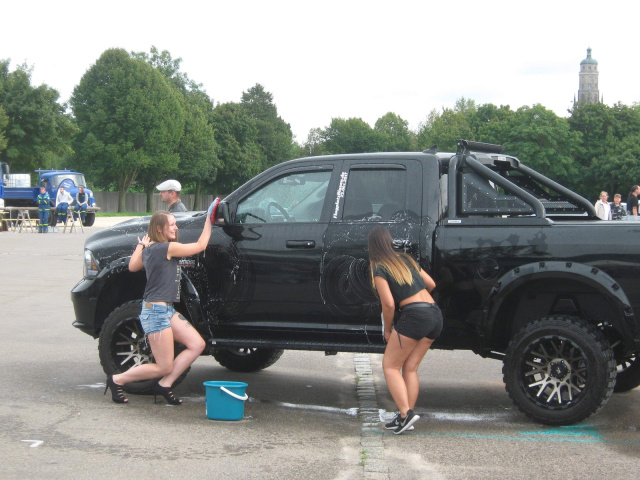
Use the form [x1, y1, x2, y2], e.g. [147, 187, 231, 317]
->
[50, 174, 87, 188]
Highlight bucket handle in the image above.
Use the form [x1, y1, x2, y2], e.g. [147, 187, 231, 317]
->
[221, 386, 248, 401]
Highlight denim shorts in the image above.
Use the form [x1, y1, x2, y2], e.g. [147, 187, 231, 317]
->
[139, 303, 175, 335]
[395, 302, 443, 341]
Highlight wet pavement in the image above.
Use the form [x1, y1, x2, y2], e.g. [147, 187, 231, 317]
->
[1, 220, 639, 479]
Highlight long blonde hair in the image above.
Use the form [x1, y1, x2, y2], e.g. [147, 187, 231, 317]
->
[148, 211, 178, 243]
[368, 225, 418, 291]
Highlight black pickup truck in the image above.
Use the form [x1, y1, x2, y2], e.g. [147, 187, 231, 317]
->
[71, 140, 640, 425]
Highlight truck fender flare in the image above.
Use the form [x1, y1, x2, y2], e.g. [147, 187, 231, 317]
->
[486, 261, 633, 322]
[178, 272, 206, 328]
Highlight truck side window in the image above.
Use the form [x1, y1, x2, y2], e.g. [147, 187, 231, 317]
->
[459, 171, 533, 216]
[342, 169, 406, 222]
[236, 170, 331, 224]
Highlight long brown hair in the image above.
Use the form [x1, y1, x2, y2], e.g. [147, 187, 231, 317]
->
[368, 225, 418, 291]
[148, 211, 178, 243]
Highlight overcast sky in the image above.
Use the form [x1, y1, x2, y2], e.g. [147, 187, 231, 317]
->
[2, 0, 638, 142]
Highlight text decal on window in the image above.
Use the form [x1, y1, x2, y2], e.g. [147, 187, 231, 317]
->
[333, 172, 348, 219]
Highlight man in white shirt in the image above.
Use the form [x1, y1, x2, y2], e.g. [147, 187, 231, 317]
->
[594, 191, 611, 220]
[55, 186, 74, 225]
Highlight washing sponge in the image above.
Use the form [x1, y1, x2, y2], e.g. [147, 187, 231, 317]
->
[208, 197, 220, 223]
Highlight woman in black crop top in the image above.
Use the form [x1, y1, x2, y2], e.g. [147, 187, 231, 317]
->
[104, 201, 218, 405]
[368, 226, 443, 434]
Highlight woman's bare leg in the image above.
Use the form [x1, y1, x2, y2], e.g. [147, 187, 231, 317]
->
[382, 331, 417, 416]
[113, 327, 175, 385]
[159, 312, 205, 387]
[402, 337, 434, 410]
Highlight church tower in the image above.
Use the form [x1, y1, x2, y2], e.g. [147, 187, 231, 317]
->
[577, 47, 600, 105]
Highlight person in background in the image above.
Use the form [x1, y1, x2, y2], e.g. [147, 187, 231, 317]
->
[611, 194, 627, 220]
[55, 186, 74, 225]
[36, 186, 51, 233]
[627, 186, 639, 218]
[156, 179, 188, 213]
[74, 186, 88, 224]
[368, 225, 442, 435]
[104, 199, 218, 405]
[594, 191, 611, 220]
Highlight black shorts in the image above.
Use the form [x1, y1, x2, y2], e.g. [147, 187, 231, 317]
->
[395, 302, 443, 341]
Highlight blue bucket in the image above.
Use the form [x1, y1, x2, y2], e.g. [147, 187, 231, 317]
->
[203, 381, 248, 421]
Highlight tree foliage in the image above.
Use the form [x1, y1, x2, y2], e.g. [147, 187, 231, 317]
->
[241, 84, 294, 169]
[71, 49, 185, 211]
[133, 47, 219, 210]
[0, 59, 76, 176]
[375, 112, 414, 151]
[321, 117, 381, 154]
[211, 102, 263, 194]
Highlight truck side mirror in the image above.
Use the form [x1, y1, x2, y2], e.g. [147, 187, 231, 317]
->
[217, 201, 230, 224]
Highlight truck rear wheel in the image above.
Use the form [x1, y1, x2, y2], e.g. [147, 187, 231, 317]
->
[212, 347, 284, 372]
[503, 316, 616, 425]
[98, 301, 189, 394]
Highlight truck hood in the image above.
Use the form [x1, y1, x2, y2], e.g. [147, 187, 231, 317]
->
[84, 212, 206, 267]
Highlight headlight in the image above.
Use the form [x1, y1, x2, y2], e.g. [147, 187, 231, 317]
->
[84, 249, 100, 279]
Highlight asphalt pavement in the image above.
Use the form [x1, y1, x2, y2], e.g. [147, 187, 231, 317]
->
[1, 219, 639, 479]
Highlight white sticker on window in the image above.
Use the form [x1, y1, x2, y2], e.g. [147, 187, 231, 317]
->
[333, 172, 348, 219]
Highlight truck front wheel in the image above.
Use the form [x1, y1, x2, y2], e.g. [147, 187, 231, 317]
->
[503, 316, 616, 425]
[98, 301, 189, 394]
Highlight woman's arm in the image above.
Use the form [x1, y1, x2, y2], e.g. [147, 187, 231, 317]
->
[420, 269, 436, 293]
[374, 276, 396, 342]
[129, 234, 149, 272]
[167, 215, 212, 258]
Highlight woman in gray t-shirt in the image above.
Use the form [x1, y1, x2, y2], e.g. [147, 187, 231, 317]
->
[104, 202, 218, 405]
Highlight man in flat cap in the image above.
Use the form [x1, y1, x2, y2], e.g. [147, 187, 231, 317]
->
[156, 179, 188, 213]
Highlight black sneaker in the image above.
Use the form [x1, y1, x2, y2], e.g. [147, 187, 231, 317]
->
[385, 413, 414, 430]
[394, 409, 420, 435]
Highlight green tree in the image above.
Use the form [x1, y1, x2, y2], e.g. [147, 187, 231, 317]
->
[211, 102, 262, 194]
[503, 104, 582, 188]
[71, 49, 185, 212]
[0, 59, 76, 177]
[133, 47, 219, 210]
[241, 84, 294, 169]
[0, 105, 8, 155]
[416, 98, 476, 151]
[374, 112, 414, 151]
[179, 92, 219, 209]
[300, 128, 325, 157]
[321, 117, 381, 154]
[470, 103, 516, 145]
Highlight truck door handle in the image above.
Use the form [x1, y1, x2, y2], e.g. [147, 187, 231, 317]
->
[286, 240, 316, 248]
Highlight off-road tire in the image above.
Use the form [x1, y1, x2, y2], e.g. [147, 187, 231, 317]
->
[98, 300, 189, 394]
[212, 347, 284, 372]
[503, 315, 616, 425]
[614, 353, 640, 393]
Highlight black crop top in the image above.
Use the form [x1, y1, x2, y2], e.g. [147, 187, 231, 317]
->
[373, 256, 426, 304]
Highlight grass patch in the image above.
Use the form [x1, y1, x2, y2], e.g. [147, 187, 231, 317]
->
[359, 449, 370, 466]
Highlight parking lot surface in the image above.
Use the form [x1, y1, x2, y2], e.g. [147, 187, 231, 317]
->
[1, 219, 639, 479]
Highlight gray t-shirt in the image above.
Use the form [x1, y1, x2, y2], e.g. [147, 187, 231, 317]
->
[169, 200, 188, 213]
[142, 243, 181, 302]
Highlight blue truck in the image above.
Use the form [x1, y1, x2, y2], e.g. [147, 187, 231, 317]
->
[0, 162, 98, 226]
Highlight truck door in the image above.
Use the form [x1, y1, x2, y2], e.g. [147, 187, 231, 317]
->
[321, 159, 423, 341]
[203, 164, 338, 331]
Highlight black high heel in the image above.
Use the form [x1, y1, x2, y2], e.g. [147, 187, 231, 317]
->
[104, 375, 128, 403]
[152, 382, 182, 405]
